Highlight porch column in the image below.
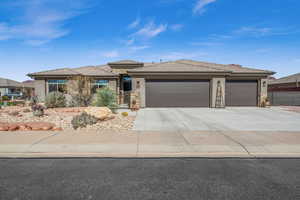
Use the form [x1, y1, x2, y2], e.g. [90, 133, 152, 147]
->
[132, 78, 145, 108]
[259, 78, 268, 106]
[211, 77, 225, 108]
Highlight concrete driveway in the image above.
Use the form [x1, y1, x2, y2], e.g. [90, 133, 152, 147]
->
[133, 107, 300, 131]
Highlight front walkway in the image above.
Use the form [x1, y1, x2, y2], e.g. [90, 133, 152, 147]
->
[0, 130, 300, 158]
[133, 107, 300, 131]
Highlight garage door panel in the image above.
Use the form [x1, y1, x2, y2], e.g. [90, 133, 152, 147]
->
[226, 80, 258, 106]
[146, 80, 210, 107]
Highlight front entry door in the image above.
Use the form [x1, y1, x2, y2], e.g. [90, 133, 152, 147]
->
[122, 76, 132, 105]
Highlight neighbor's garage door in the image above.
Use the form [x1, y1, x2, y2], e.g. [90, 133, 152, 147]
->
[226, 80, 258, 106]
[146, 80, 210, 107]
[225, 80, 257, 106]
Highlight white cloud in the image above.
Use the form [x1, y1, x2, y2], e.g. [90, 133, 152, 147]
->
[234, 26, 272, 36]
[193, 0, 216, 14]
[170, 24, 184, 31]
[101, 50, 120, 58]
[132, 21, 167, 39]
[129, 45, 150, 52]
[0, 0, 91, 46]
[128, 18, 140, 29]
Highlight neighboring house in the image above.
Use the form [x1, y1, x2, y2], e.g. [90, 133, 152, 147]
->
[28, 59, 274, 108]
[0, 77, 35, 99]
[268, 73, 300, 106]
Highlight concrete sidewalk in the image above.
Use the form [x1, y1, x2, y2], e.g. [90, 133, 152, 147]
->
[0, 130, 300, 158]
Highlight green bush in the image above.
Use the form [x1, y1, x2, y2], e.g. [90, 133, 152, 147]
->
[92, 87, 118, 110]
[71, 112, 98, 130]
[45, 92, 66, 108]
[2, 96, 10, 101]
[32, 104, 45, 117]
[69, 94, 92, 107]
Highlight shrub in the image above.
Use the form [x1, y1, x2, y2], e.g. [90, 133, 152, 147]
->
[92, 87, 118, 109]
[30, 96, 39, 106]
[45, 92, 66, 108]
[71, 112, 98, 130]
[32, 104, 45, 117]
[121, 112, 128, 117]
[69, 94, 93, 107]
[2, 96, 10, 101]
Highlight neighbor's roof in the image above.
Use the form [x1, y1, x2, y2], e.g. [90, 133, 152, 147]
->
[22, 80, 35, 88]
[0, 77, 22, 87]
[269, 73, 300, 85]
[128, 59, 275, 74]
[28, 65, 118, 77]
[108, 60, 144, 65]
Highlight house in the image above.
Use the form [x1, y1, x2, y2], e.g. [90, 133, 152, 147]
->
[28, 59, 274, 108]
[268, 73, 300, 106]
[0, 77, 35, 99]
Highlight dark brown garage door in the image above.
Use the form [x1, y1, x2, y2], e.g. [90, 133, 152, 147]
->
[226, 80, 258, 106]
[146, 80, 210, 107]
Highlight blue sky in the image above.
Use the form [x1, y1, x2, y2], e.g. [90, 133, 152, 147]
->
[0, 0, 300, 81]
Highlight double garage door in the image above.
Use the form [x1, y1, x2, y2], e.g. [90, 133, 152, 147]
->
[145, 79, 258, 107]
[146, 80, 210, 107]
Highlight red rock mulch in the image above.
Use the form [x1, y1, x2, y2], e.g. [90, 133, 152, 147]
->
[0, 122, 63, 132]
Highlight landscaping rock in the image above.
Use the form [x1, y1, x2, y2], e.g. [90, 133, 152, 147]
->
[26, 122, 55, 131]
[84, 107, 112, 120]
[52, 127, 63, 131]
[8, 124, 19, 131]
[0, 123, 9, 131]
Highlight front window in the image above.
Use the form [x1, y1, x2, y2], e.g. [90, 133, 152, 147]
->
[48, 80, 67, 93]
[91, 80, 109, 93]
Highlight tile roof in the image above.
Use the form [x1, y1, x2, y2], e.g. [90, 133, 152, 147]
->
[269, 73, 300, 85]
[0, 77, 22, 87]
[28, 65, 118, 77]
[108, 60, 143, 64]
[128, 61, 229, 73]
[128, 59, 274, 74]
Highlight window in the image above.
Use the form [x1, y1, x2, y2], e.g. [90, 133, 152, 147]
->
[48, 80, 67, 93]
[91, 80, 109, 93]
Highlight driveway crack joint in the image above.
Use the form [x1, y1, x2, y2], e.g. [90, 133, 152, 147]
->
[29, 133, 59, 147]
[218, 131, 255, 158]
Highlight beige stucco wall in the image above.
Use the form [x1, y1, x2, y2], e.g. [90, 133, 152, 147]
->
[211, 77, 225, 108]
[108, 79, 117, 93]
[34, 80, 46, 101]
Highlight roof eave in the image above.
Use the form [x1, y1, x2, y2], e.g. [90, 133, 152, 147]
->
[128, 71, 232, 76]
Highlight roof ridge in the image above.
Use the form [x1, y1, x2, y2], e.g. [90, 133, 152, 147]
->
[175, 60, 230, 72]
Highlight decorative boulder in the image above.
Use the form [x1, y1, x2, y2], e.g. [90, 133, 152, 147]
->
[26, 122, 55, 131]
[8, 124, 19, 131]
[84, 107, 112, 120]
[0, 123, 9, 131]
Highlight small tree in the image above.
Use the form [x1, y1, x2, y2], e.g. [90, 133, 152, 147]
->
[45, 92, 66, 108]
[92, 87, 118, 111]
[67, 76, 93, 107]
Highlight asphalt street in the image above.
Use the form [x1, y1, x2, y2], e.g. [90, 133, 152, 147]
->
[0, 158, 299, 200]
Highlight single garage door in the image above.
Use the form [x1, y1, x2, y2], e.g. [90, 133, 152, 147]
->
[146, 80, 210, 107]
[226, 80, 258, 106]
